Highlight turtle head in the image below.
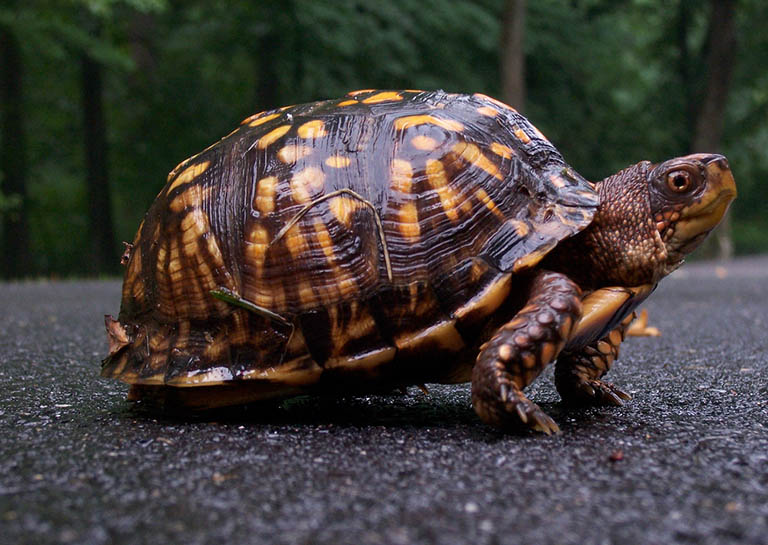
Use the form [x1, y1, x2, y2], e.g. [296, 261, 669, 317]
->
[647, 153, 736, 269]
[543, 153, 736, 289]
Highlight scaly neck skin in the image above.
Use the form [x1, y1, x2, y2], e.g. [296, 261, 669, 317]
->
[543, 162, 669, 291]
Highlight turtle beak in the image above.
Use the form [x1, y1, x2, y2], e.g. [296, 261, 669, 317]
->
[670, 154, 737, 250]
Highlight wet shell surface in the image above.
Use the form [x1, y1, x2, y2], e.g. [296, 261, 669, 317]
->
[102, 90, 599, 406]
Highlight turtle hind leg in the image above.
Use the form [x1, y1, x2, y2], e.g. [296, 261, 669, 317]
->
[471, 271, 582, 434]
[555, 312, 634, 406]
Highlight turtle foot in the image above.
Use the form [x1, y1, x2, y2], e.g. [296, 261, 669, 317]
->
[560, 378, 632, 407]
[474, 379, 560, 434]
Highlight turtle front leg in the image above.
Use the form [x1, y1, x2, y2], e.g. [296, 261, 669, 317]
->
[471, 271, 582, 434]
[554, 312, 635, 406]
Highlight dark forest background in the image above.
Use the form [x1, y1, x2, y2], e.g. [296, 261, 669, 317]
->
[1, 0, 765, 278]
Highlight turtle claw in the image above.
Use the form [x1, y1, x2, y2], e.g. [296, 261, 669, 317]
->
[473, 380, 561, 434]
[561, 378, 632, 407]
[507, 396, 560, 435]
[530, 410, 560, 435]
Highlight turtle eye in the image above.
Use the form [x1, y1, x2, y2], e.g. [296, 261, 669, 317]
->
[666, 170, 692, 193]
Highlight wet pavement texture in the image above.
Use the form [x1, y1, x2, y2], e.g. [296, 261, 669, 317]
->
[1, 257, 766, 545]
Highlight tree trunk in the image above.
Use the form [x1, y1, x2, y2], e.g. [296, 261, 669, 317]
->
[500, 0, 526, 112]
[81, 49, 117, 274]
[691, 0, 737, 259]
[253, 30, 280, 113]
[0, 26, 32, 278]
[127, 11, 157, 77]
[676, 0, 696, 152]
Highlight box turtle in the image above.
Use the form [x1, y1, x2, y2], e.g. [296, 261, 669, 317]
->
[102, 89, 736, 433]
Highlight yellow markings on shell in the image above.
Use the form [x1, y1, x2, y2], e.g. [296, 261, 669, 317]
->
[283, 224, 310, 259]
[243, 353, 322, 384]
[395, 320, 465, 352]
[337, 99, 358, 107]
[127, 245, 142, 276]
[329, 195, 361, 226]
[453, 142, 502, 180]
[277, 144, 313, 164]
[405, 89, 424, 93]
[297, 120, 327, 139]
[394, 115, 464, 133]
[390, 159, 413, 193]
[168, 237, 182, 279]
[179, 207, 224, 274]
[182, 210, 215, 297]
[312, 218, 336, 262]
[426, 159, 461, 222]
[477, 106, 499, 117]
[168, 160, 211, 193]
[240, 111, 264, 125]
[325, 154, 351, 168]
[181, 207, 207, 249]
[399, 202, 420, 241]
[490, 142, 514, 160]
[156, 243, 167, 273]
[331, 307, 379, 356]
[131, 276, 145, 302]
[336, 276, 357, 298]
[347, 88, 376, 95]
[514, 128, 531, 144]
[469, 259, 488, 282]
[254, 176, 278, 215]
[249, 288, 273, 312]
[290, 167, 325, 204]
[325, 346, 397, 371]
[508, 218, 530, 237]
[258, 125, 291, 149]
[406, 282, 419, 312]
[134, 219, 145, 242]
[473, 93, 518, 113]
[362, 91, 403, 104]
[167, 159, 189, 182]
[169, 184, 211, 213]
[411, 135, 439, 151]
[474, 188, 506, 220]
[512, 247, 550, 273]
[246, 112, 280, 127]
[454, 272, 512, 322]
[297, 281, 316, 305]
[245, 224, 270, 270]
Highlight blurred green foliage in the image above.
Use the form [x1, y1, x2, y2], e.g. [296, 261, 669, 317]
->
[1, 0, 766, 276]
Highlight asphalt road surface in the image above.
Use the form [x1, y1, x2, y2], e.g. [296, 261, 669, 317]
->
[1, 257, 766, 545]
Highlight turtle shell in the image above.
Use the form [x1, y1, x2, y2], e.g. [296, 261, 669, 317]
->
[102, 89, 599, 405]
